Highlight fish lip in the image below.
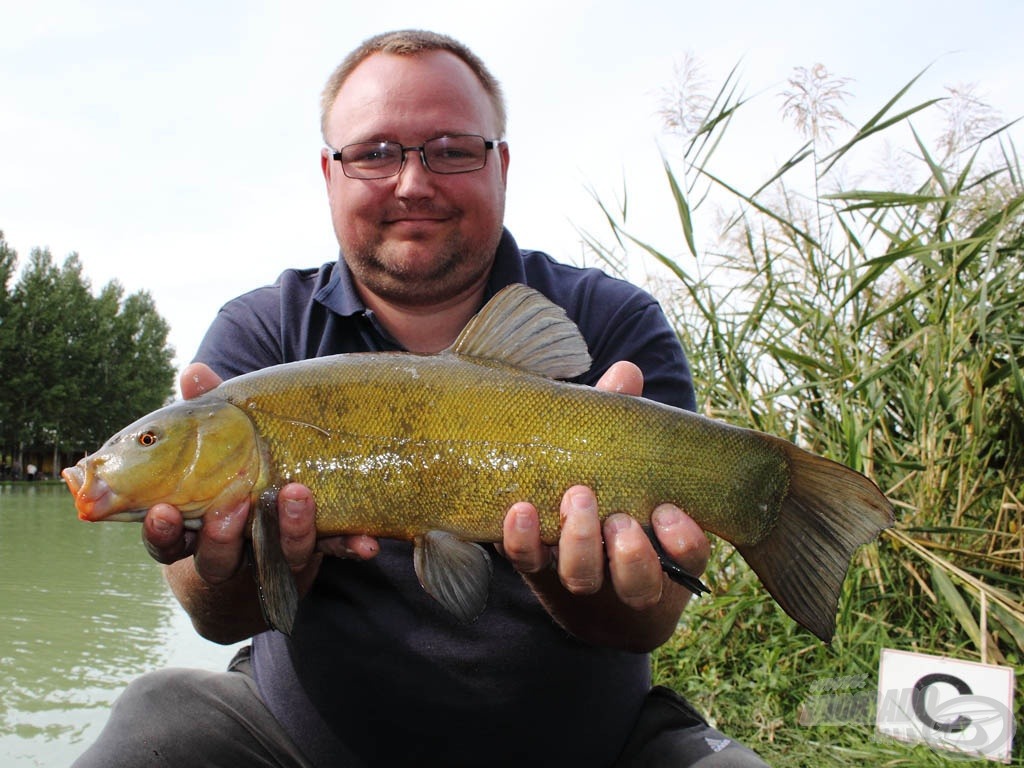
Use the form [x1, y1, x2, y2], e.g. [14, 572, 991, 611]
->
[61, 466, 84, 495]
[62, 464, 117, 521]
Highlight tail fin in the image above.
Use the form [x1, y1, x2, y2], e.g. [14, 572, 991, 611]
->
[736, 443, 894, 642]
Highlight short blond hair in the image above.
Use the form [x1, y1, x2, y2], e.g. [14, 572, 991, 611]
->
[320, 29, 507, 141]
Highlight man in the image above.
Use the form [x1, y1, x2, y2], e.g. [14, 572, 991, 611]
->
[74, 30, 767, 767]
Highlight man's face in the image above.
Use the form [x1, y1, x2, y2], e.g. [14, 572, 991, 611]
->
[321, 50, 510, 308]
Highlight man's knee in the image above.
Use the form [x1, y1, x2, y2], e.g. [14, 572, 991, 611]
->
[73, 667, 251, 767]
[74, 671, 214, 765]
[615, 686, 770, 768]
[114, 666, 232, 725]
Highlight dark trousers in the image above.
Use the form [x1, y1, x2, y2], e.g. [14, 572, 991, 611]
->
[72, 648, 768, 767]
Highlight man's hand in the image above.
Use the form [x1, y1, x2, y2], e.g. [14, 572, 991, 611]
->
[498, 361, 711, 650]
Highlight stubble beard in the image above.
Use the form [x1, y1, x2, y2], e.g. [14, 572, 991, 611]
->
[346, 228, 500, 308]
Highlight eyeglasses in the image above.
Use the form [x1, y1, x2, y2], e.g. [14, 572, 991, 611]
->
[328, 134, 502, 180]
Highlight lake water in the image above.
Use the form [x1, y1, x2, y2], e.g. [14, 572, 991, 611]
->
[0, 483, 244, 766]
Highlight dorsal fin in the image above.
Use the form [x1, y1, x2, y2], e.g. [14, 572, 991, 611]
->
[448, 284, 592, 379]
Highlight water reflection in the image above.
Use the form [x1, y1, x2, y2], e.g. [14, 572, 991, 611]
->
[0, 484, 241, 765]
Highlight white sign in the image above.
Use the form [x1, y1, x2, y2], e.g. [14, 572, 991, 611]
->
[876, 648, 1016, 763]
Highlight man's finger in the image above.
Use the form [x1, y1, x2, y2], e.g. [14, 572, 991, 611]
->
[143, 503, 196, 564]
[595, 360, 643, 396]
[179, 362, 222, 400]
[604, 513, 663, 610]
[500, 502, 551, 575]
[651, 504, 710, 579]
[192, 500, 250, 585]
[556, 486, 604, 595]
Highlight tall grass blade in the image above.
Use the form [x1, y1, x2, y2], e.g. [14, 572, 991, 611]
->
[662, 154, 698, 258]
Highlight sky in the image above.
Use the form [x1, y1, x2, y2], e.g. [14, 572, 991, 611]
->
[3, 0, 1022, 376]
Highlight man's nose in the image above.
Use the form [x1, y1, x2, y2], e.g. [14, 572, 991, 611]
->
[393, 149, 436, 198]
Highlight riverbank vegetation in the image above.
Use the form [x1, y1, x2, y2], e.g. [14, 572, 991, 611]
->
[0, 239, 175, 474]
[584, 60, 1023, 764]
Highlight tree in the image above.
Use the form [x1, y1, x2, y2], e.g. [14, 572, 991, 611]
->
[0, 233, 17, 453]
[0, 234, 175, 466]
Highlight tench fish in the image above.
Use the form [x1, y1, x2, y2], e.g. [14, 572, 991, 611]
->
[62, 284, 894, 640]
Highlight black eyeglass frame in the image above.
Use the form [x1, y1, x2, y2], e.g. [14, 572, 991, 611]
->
[327, 134, 503, 179]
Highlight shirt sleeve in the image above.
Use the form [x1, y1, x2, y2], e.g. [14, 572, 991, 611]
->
[580, 294, 697, 413]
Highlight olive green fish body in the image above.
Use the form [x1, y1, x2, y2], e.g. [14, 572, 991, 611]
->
[221, 354, 788, 548]
[63, 284, 894, 640]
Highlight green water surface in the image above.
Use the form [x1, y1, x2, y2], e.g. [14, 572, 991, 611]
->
[0, 483, 242, 766]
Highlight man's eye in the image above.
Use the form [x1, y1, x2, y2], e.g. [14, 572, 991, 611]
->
[351, 144, 399, 163]
[437, 147, 472, 159]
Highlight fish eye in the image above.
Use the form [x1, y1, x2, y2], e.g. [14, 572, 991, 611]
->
[138, 430, 159, 447]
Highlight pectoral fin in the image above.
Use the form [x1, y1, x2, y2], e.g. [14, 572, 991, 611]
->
[413, 531, 493, 622]
[251, 488, 299, 635]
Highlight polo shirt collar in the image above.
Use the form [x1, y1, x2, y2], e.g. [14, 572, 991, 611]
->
[312, 255, 366, 317]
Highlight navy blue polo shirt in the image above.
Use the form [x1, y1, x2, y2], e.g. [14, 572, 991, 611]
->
[194, 229, 696, 767]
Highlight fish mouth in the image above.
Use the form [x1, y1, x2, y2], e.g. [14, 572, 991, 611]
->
[61, 463, 119, 521]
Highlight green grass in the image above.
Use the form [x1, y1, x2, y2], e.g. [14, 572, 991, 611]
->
[652, 538, 1015, 765]
[585, 60, 1023, 765]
